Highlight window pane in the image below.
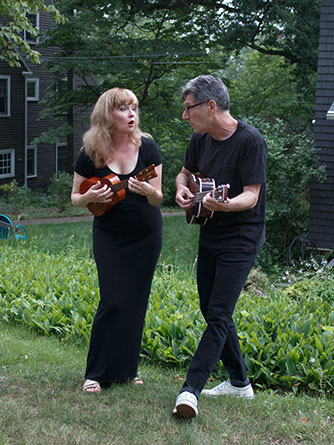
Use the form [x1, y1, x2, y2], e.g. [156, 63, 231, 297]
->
[26, 14, 38, 42]
[0, 152, 12, 175]
[57, 146, 68, 173]
[27, 81, 36, 98]
[0, 79, 8, 114]
[27, 148, 35, 176]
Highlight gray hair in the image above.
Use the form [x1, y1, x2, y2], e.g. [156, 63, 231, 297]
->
[181, 75, 230, 111]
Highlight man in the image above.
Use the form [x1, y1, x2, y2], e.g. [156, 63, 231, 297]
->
[173, 75, 267, 418]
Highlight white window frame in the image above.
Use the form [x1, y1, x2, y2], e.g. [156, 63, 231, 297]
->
[27, 78, 39, 101]
[24, 13, 40, 45]
[0, 75, 11, 117]
[27, 145, 37, 178]
[56, 143, 67, 177]
[0, 149, 15, 178]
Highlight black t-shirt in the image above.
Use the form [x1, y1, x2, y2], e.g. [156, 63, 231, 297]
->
[183, 120, 267, 253]
[74, 137, 162, 235]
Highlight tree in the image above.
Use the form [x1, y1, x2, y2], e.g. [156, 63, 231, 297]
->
[36, 0, 218, 174]
[0, 0, 64, 67]
[224, 50, 316, 124]
[125, 0, 320, 74]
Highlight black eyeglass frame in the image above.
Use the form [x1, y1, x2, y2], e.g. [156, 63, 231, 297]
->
[183, 101, 207, 113]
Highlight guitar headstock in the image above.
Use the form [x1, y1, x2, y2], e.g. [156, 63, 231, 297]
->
[135, 164, 157, 182]
[212, 183, 230, 202]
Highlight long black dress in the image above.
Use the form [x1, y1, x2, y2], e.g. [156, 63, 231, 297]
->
[74, 137, 162, 384]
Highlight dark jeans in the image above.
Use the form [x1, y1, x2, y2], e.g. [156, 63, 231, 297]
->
[181, 245, 257, 399]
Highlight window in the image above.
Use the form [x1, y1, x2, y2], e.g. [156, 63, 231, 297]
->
[24, 13, 39, 44]
[56, 144, 69, 175]
[27, 145, 37, 178]
[0, 76, 10, 117]
[27, 78, 39, 101]
[0, 149, 15, 178]
[327, 100, 334, 120]
[56, 76, 68, 92]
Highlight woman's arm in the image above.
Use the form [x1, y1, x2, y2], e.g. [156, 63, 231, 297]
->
[128, 163, 163, 207]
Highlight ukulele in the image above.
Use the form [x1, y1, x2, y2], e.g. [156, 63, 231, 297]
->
[186, 174, 230, 225]
[80, 164, 157, 216]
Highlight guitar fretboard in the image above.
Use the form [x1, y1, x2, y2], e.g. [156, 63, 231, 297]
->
[193, 185, 229, 204]
[108, 168, 154, 193]
[110, 179, 129, 193]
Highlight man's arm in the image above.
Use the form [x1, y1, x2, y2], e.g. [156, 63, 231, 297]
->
[203, 183, 262, 212]
[175, 167, 195, 210]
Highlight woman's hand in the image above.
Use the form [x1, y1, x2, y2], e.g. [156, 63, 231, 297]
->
[127, 164, 163, 207]
[84, 182, 114, 204]
[128, 177, 154, 197]
[71, 172, 113, 208]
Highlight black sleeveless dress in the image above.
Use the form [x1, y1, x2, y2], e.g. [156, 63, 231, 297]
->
[74, 137, 162, 383]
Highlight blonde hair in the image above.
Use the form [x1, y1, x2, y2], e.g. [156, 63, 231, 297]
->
[83, 87, 151, 168]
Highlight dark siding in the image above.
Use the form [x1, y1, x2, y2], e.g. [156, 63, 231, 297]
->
[309, 0, 334, 250]
[0, 64, 25, 186]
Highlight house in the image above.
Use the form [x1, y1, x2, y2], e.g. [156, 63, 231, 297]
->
[308, 0, 334, 251]
[0, 8, 96, 190]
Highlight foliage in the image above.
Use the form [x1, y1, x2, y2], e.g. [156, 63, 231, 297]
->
[0, 0, 65, 67]
[0, 239, 333, 393]
[245, 117, 326, 260]
[225, 50, 316, 124]
[125, 0, 320, 74]
[47, 171, 73, 212]
[35, 0, 218, 160]
[0, 180, 32, 220]
[0, 176, 79, 218]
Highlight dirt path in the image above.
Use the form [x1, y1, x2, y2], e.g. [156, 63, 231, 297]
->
[22, 211, 183, 225]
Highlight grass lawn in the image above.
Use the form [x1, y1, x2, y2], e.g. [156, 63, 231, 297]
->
[1, 321, 334, 445]
[1, 215, 334, 444]
[23, 214, 200, 268]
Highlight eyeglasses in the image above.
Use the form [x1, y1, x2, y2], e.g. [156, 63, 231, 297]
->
[183, 101, 207, 113]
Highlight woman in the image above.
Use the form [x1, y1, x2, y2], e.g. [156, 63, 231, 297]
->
[71, 88, 163, 393]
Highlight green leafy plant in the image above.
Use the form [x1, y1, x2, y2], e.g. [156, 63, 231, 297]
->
[0, 180, 32, 220]
[0, 241, 333, 394]
[47, 172, 73, 212]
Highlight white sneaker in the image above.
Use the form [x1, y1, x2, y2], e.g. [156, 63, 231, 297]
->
[173, 391, 198, 418]
[201, 380, 254, 399]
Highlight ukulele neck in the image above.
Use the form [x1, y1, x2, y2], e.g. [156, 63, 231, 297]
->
[193, 191, 209, 203]
[110, 178, 129, 193]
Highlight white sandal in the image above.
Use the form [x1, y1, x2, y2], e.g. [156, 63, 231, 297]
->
[83, 379, 102, 393]
[133, 376, 144, 385]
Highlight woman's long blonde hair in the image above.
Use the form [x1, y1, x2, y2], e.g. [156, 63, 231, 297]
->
[83, 88, 151, 168]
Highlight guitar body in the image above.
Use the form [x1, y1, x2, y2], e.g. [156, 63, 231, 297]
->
[186, 174, 215, 225]
[80, 164, 157, 216]
[186, 174, 230, 225]
[80, 174, 126, 216]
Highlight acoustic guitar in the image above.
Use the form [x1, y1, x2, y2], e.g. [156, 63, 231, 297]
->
[80, 164, 157, 216]
[186, 174, 230, 225]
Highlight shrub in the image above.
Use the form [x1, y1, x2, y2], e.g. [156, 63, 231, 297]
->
[0, 244, 333, 393]
[48, 172, 73, 212]
[0, 180, 32, 219]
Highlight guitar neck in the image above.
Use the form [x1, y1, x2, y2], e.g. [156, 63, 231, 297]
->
[193, 191, 209, 203]
[193, 185, 229, 203]
[110, 178, 129, 193]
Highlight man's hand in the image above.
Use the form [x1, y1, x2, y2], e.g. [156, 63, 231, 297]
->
[175, 184, 195, 210]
